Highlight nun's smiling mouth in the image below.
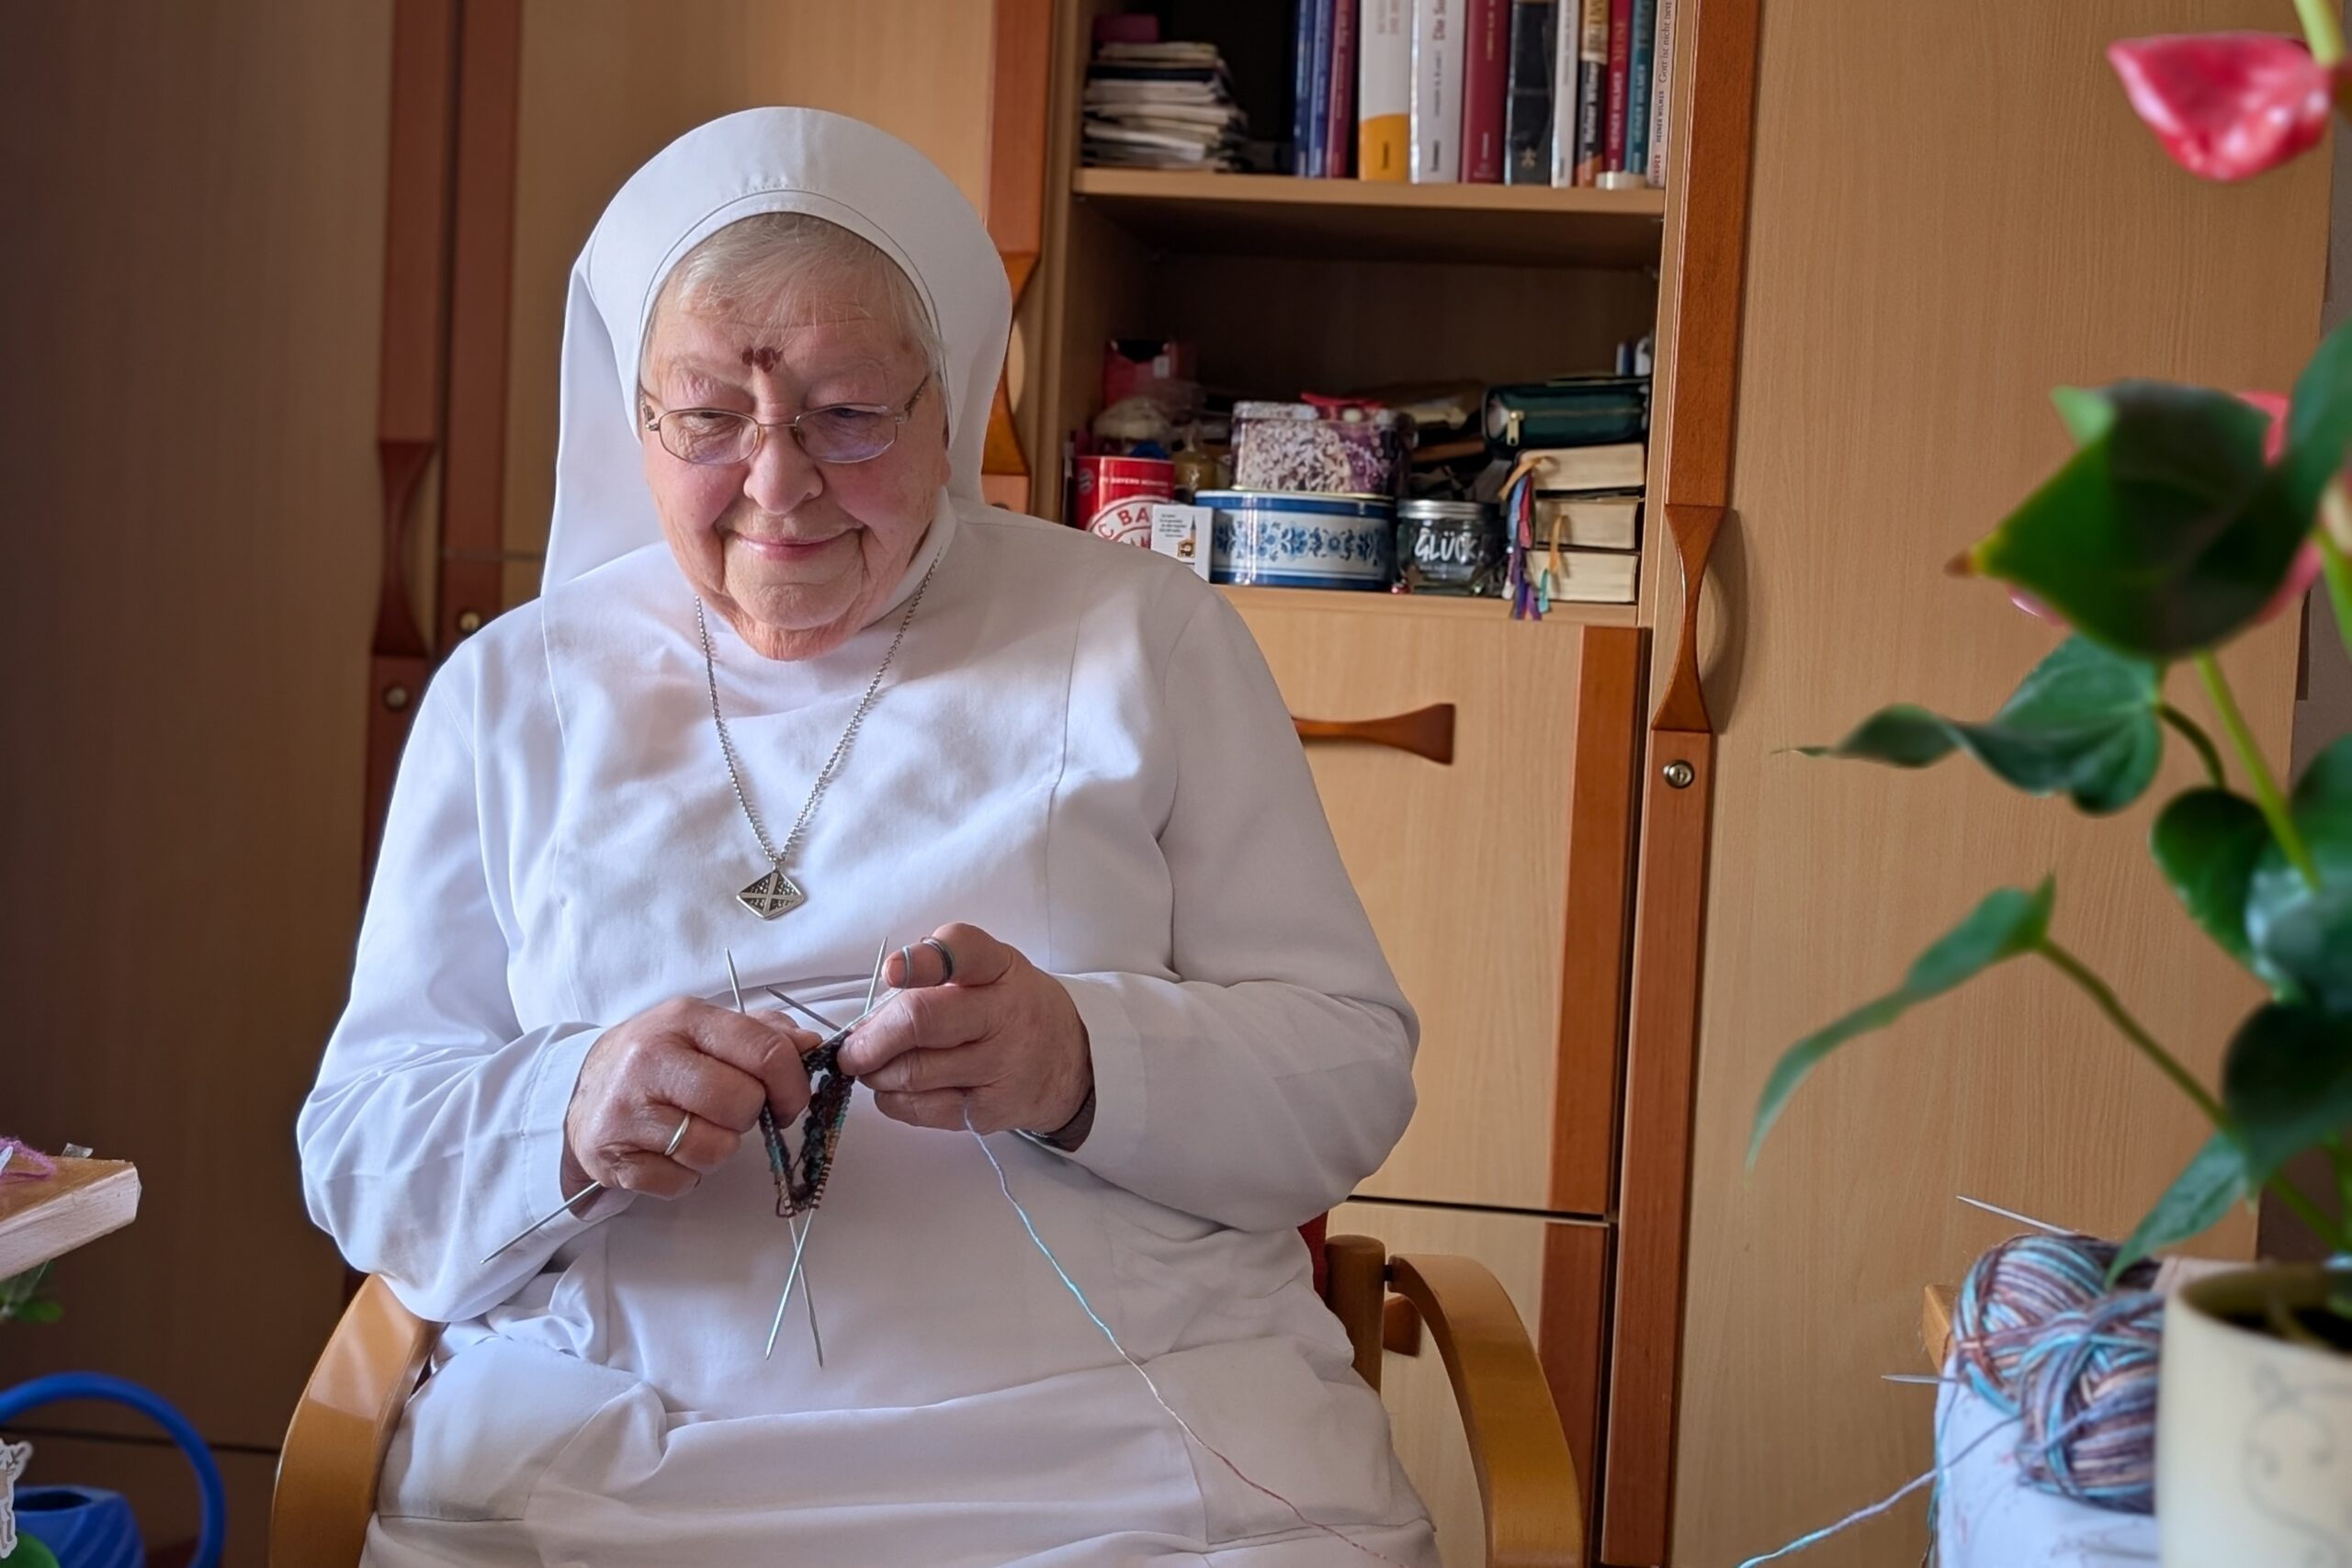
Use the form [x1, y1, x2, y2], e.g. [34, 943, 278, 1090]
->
[727, 527, 856, 563]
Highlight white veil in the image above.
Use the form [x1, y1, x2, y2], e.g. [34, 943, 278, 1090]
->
[543, 108, 1011, 602]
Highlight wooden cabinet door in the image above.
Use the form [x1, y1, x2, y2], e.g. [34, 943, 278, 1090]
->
[1660, 4, 2328, 1565]
[1333, 1199, 1608, 1567]
[1230, 593, 1645, 1215]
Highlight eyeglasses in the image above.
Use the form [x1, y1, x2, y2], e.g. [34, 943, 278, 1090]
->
[640, 374, 932, 467]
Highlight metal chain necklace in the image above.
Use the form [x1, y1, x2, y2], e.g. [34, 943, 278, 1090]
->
[695, 559, 937, 919]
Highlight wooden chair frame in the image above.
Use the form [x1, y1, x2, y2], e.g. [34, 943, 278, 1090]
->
[273, 1235, 1580, 1568]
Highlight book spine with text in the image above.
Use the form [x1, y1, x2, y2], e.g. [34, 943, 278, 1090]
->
[1461, 0, 1510, 182]
[1645, 0, 1675, 186]
[1359, 0, 1413, 179]
[1326, 0, 1358, 176]
[1566, 0, 1609, 184]
[1502, 0, 1555, 185]
[1292, 0, 1317, 175]
[1602, 0, 1630, 173]
[1623, 0, 1654, 174]
[1410, 0, 1463, 182]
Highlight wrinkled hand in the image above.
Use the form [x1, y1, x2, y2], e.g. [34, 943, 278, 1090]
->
[563, 998, 818, 1200]
[838, 923, 1092, 1140]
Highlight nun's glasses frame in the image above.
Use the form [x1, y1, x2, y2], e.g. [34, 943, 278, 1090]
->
[640, 372, 932, 467]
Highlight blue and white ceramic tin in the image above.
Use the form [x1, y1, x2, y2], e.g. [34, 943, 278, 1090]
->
[1196, 490, 1397, 592]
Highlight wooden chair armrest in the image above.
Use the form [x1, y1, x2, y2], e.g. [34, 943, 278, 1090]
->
[1923, 1285, 1955, 1372]
[1387, 1253, 1582, 1568]
[271, 1276, 436, 1568]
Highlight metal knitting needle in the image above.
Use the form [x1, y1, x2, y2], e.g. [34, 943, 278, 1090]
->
[482, 1110, 688, 1263]
[729, 952, 823, 1365]
[763, 939, 892, 1359]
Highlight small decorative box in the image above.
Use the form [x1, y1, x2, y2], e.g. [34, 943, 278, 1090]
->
[1197, 490, 1397, 592]
[1229, 402, 1412, 497]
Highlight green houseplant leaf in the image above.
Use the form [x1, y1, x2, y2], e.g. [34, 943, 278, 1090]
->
[2246, 735, 2352, 1011]
[1802, 637, 2165, 814]
[1965, 321, 2352, 657]
[2221, 1002, 2352, 1183]
[2109, 1132, 2250, 1281]
[1749, 880, 2055, 1166]
[2151, 788, 2270, 966]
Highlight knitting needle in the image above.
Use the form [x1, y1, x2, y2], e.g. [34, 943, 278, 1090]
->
[1957, 1194, 2071, 1235]
[763, 939, 891, 1359]
[729, 952, 823, 1366]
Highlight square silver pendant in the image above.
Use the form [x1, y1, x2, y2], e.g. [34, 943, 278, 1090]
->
[739, 867, 806, 919]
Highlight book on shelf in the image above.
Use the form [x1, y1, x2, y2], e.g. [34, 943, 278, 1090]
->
[1461, 0, 1510, 183]
[1532, 546, 1639, 604]
[1532, 491, 1641, 550]
[1559, 0, 1608, 185]
[1602, 0, 1631, 175]
[1410, 0, 1464, 182]
[1521, 441, 1646, 491]
[1624, 0, 1655, 175]
[1292, 0, 1316, 175]
[1359, 0, 1412, 180]
[1502, 0, 1555, 186]
[1326, 0, 1358, 176]
[1309, 0, 1339, 176]
[1646, 0, 1676, 186]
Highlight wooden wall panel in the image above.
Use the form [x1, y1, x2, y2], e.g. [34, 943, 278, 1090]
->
[1671, 4, 2326, 1564]
[0, 0, 390, 1449]
[494, 0, 1000, 593]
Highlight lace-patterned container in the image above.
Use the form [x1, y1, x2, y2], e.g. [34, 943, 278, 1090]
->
[1197, 490, 1396, 592]
[1229, 402, 1411, 497]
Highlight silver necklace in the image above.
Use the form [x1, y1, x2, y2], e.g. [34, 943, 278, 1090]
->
[695, 560, 937, 919]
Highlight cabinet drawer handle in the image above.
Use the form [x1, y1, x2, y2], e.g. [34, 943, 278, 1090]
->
[1292, 704, 1456, 765]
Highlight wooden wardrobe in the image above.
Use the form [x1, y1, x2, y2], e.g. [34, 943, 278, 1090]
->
[355, 2, 2328, 1563]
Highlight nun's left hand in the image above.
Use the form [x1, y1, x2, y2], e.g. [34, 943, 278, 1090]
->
[837, 922, 1093, 1144]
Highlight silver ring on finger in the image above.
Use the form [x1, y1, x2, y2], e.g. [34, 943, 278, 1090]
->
[662, 1112, 692, 1159]
[922, 935, 956, 983]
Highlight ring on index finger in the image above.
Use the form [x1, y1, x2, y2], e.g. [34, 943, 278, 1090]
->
[662, 1112, 692, 1158]
[922, 935, 956, 983]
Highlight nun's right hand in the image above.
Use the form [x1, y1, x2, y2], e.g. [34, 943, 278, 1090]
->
[561, 999, 816, 1201]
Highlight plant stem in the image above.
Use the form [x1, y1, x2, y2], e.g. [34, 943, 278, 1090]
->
[2041, 943, 2352, 1254]
[2317, 521, 2352, 668]
[2038, 941, 2231, 1126]
[2158, 703, 2229, 790]
[2295, 0, 2348, 64]
[2194, 651, 2320, 890]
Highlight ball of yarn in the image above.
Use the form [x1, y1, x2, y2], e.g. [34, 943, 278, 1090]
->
[1948, 1231, 2164, 1515]
[2009, 1290, 2164, 1512]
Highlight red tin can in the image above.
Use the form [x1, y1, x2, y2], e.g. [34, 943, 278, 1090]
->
[1071, 455, 1175, 547]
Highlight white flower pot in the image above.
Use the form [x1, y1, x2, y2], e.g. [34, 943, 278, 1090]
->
[2157, 1263, 2352, 1567]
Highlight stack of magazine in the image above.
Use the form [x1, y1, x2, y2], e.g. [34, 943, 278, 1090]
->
[1082, 41, 1248, 171]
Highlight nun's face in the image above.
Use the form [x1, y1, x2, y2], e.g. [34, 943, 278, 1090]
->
[639, 287, 950, 661]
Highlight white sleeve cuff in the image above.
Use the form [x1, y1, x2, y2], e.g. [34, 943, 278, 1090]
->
[1052, 974, 1146, 1177]
[515, 1023, 619, 1244]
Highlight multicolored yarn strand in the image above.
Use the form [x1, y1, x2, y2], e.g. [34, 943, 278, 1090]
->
[963, 1103, 1417, 1568]
[0, 1139, 54, 1182]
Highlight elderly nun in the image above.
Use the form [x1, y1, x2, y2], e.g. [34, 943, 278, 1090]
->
[299, 109, 1437, 1566]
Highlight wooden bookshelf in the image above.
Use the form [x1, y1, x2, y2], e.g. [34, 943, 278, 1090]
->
[1070, 169, 1668, 266]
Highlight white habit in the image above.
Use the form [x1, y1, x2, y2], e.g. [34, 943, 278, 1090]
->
[298, 109, 1437, 1568]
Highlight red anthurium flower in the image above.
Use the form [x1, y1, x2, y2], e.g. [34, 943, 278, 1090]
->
[2108, 33, 2335, 181]
[2010, 389, 2316, 627]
